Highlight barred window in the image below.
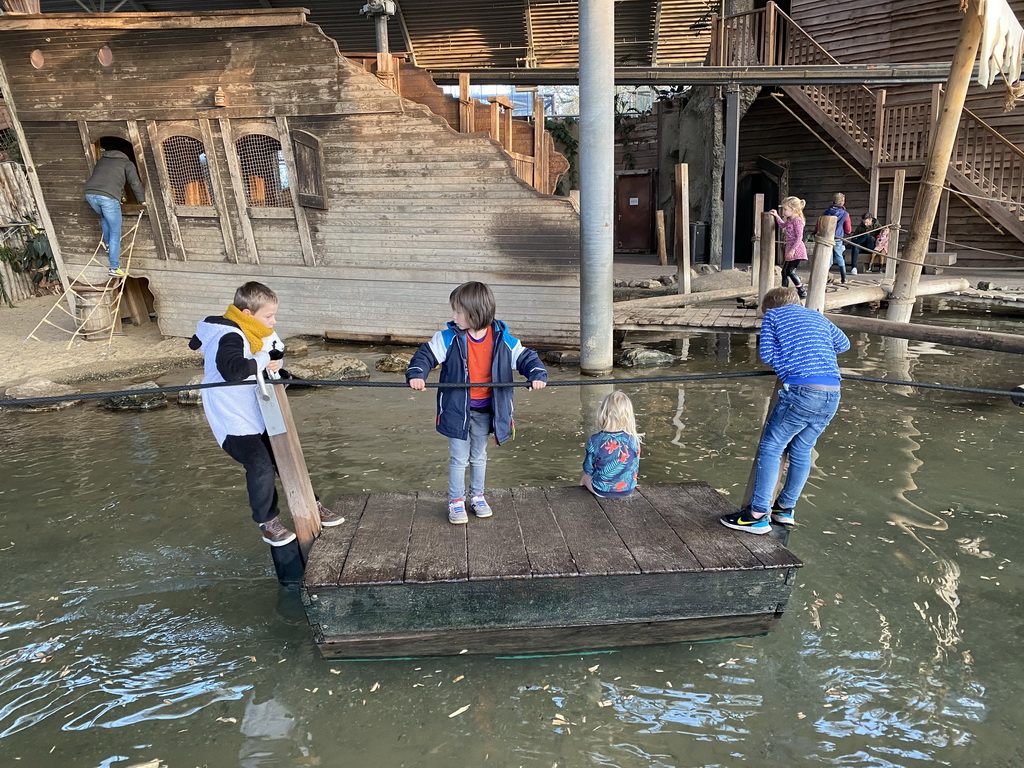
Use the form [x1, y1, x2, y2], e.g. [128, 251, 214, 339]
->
[236, 134, 291, 208]
[161, 135, 214, 206]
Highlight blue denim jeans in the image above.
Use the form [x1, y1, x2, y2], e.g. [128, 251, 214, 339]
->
[86, 193, 123, 269]
[831, 241, 847, 281]
[751, 385, 841, 515]
[448, 409, 491, 501]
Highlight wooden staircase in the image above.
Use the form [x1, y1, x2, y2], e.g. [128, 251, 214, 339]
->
[712, 3, 1024, 244]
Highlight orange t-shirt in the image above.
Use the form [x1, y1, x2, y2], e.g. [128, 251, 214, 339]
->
[466, 328, 493, 403]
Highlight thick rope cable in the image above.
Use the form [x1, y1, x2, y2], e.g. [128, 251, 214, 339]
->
[1, 371, 1021, 409]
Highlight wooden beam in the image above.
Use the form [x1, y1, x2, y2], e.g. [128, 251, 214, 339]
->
[0, 9, 308, 30]
[829, 310, 1024, 355]
[674, 163, 690, 294]
[427, 63, 957, 87]
[267, 383, 321, 558]
[805, 216, 835, 313]
[140, 119, 183, 261]
[616, 285, 757, 311]
[199, 118, 239, 264]
[218, 118, 260, 264]
[276, 116, 317, 267]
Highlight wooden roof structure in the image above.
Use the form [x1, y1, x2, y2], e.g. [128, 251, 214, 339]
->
[29, 0, 716, 69]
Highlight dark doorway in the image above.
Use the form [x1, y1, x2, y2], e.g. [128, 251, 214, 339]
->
[735, 172, 779, 266]
[615, 171, 655, 252]
[92, 135, 144, 206]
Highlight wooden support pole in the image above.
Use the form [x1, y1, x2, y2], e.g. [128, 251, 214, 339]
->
[458, 73, 474, 133]
[266, 383, 321, 558]
[532, 95, 548, 194]
[887, 1, 983, 323]
[655, 209, 668, 266]
[884, 169, 906, 283]
[616, 284, 757, 310]
[751, 193, 765, 288]
[674, 163, 691, 294]
[757, 212, 775, 315]
[869, 88, 886, 215]
[805, 215, 836, 312]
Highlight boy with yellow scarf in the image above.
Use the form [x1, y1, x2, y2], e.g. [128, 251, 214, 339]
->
[189, 281, 343, 546]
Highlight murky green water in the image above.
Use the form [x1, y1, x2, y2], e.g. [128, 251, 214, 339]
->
[2, 312, 1022, 767]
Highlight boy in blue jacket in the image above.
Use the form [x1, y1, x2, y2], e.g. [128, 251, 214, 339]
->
[407, 281, 548, 524]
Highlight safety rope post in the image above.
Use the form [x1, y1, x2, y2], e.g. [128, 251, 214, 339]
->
[806, 215, 835, 312]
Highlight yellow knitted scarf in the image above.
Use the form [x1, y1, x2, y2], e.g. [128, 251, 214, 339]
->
[223, 304, 273, 353]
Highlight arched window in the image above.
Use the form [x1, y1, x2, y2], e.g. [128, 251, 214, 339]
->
[161, 135, 214, 206]
[235, 134, 291, 208]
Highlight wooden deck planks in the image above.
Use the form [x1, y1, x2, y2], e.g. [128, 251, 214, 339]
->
[405, 491, 467, 583]
[303, 493, 368, 587]
[593, 492, 703, 574]
[336, 492, 416, 586]
[512, 486, 578, 577]
[637, 483, 766, 571]
[467, 487, 532, 581]
[543, 486, 640, 576]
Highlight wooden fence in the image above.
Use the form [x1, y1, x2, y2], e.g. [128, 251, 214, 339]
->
[0, 161, 45, 304]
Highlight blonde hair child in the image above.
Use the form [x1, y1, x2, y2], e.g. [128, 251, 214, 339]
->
[768, 196, 809, 299]
[580, 391, 642, 498]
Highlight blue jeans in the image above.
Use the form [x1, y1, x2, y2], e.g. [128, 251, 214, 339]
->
[751, 385, 841, 515]
[831, 241, 847, 281]
[448, 409, 491, 501]
[86, 193, 122, 269]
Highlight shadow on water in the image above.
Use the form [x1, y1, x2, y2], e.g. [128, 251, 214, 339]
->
[1, 317, 1023, 767]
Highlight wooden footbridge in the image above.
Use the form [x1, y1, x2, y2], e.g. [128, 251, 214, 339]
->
[301, 483, 802, 659]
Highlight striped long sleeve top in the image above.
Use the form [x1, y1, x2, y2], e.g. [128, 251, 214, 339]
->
[760, 303, 850, 386]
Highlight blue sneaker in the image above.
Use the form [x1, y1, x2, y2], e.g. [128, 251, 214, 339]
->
[448, 498, 468, 525]
[720, 507, 771, 535]
[771, 503, 795, 526]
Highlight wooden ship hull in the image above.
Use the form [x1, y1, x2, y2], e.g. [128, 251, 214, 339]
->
[0, 10, 581, 345]
[302, 483, 803, 659]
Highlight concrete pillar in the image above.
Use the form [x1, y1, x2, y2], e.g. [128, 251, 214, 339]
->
[578, 0, 615, 375]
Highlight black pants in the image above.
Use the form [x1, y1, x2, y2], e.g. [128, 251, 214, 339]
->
[222, 432, 280, 524]
[781, 260, 804, 288]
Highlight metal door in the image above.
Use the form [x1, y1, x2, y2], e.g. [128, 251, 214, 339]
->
[615, 172, 654, 252]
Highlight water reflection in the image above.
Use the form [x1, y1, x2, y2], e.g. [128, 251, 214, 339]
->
[0, 327, 1022, 766]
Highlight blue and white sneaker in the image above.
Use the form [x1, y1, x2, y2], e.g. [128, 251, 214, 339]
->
[720, 507, 771, 535]
[771, 503, 796, 526]
[448, 498, 468, 525]
[470, 494, 493, 518]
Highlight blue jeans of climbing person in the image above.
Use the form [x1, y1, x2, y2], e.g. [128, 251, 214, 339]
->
[831, 241, 847, 282]
[86, 193, 123, 270]
[448, 409, 491, 502]
[750, 384, 841, 517]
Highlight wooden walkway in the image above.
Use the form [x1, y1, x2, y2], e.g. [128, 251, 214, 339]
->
[615, 306, 759, 333]
[303, 483, 802, 658]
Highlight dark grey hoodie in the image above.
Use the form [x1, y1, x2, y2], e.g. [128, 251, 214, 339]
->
[83, 149, 146, 203]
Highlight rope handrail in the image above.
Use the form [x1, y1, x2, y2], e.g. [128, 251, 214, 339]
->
[1, 370, 1021, 410]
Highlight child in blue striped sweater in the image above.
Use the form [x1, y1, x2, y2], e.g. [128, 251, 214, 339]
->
[721, 286, 850, 534]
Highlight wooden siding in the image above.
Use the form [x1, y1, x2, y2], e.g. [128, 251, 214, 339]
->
[791, 1, 1024, 150]
[1, 15, 581, 344]
[739, 93, 1024, 268]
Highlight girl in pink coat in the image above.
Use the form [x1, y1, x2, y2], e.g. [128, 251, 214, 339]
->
[769, 196, 808, 300]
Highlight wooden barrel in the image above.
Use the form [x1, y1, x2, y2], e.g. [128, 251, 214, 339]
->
[72, 284, 115, 340]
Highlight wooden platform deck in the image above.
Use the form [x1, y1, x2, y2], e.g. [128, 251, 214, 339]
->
[302, 483, 803, 659]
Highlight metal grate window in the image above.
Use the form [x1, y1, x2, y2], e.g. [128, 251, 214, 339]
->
[236, 134, 291, 208]
[162, 135, 214, 206]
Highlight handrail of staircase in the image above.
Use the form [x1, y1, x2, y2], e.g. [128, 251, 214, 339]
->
[961, 106, 1024, 161]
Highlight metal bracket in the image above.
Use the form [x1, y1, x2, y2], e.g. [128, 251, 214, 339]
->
[255, 368, 288, 436]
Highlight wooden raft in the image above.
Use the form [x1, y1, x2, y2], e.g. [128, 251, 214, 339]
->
[302, 483, 803, 659]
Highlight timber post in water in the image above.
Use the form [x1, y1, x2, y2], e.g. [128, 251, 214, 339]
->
[805, 215, 836, 313]
[756, 211, 775, 314]
[887, 1, 983, 324]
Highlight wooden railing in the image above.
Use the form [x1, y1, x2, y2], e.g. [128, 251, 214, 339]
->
[711, 3, 877, 153]
[878, 98, 935, 166]
[951, 107, 1024, 220]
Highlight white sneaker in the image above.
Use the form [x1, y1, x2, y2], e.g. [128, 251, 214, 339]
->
[448, 499, 468, 525]
[850, 267, 858, 275]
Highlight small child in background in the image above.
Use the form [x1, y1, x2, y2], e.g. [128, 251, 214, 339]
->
[407, 281, 548, 525]
[769, 196, 808, 299]
[190, 281, 343, 546]
[869, 224, 890, 273]
[581, 391, 642, 498]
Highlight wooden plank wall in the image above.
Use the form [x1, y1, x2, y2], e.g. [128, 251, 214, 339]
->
[738, 93, 1024, 268]
[791, 0, 1024, 148]
[1, 17, 581, 344]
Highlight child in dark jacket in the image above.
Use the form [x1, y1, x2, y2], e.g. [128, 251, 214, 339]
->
[406, 281, 548, 525]
[189, 281, 343, 546]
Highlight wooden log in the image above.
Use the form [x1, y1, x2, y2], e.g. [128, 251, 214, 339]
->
[655, 209, 667, 267]
[751, 193, 764, 288]
[674, 163, 691, 294]
[884, 169, 905, 283]
[615, 285, 757, 311]
[828, 313, 1024, 355]
[822, 277, 968, 311]
[756, 211, 775, 316]
[805, 215, 835, 312]
[266, 382, 321, 558]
